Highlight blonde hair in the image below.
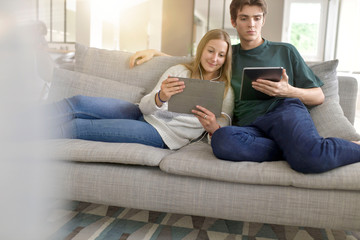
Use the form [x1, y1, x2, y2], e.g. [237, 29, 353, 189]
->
[184, 29, 232, 95]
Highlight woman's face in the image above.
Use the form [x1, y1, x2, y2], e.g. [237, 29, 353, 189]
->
[200, 39, 228, 77]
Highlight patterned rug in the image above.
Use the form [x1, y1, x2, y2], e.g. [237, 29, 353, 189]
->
[45, 200, 360, 240]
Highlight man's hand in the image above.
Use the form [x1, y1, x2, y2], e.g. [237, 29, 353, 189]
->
[252, 68, 324, 106]
[129, 49, 169, 68]
[252, 68, 291, 98]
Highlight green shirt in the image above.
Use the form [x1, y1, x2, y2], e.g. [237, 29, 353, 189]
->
[231, 39, 324, 126]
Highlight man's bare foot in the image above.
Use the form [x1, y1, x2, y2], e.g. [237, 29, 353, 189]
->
[352, 141, 360, 145]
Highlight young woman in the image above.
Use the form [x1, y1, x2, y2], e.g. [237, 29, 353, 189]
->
[46, 29, 234, 150]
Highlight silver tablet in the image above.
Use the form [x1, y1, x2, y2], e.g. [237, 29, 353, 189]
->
[168, 77, 225, 116]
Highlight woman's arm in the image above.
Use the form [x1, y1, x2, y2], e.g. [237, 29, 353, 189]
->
[129, 49, 170, 68]
[139, 65, 187, 115]
[139, 70, 168, 115]
[138, 85, 164, 116]
[217, 87, 234, 127]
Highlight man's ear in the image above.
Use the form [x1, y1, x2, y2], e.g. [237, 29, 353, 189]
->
[262, 16, 266, 26]
[231, 18, 237, 28]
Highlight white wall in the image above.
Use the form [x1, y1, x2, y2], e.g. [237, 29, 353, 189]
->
[148, 0, 163, 50]
[76, 0, 91, 46]
[336, 0, 360, 72]
[76, 0, 163, 53]
[262, 0, 284, 42]
[161, 0, 194, 56]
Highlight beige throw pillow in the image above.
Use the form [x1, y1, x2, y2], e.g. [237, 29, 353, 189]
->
[308, 60, 360, 141]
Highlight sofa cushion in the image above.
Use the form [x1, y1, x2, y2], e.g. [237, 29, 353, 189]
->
[159, 142, 360, 190]
[310, 99, 360, 140]
[47, 68, 146, 103]
[48, 139, 173, 166]
[308, 60, 360, 140]
[75, 43, 192, 93]
[338, 76, 358, 124]
[308, 59, 339, 102]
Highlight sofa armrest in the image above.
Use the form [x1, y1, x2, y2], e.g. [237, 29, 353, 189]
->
[338, 75, 358, 125]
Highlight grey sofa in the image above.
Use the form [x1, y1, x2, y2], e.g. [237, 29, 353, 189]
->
[47, 43, 360, 231]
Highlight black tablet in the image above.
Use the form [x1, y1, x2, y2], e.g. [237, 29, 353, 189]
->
[168, 77, 225, 116]
[240, 67, 283, 101]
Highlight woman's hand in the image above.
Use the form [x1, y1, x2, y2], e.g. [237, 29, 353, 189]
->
[156, 77, 185, 106]
[129, 49, 169, 68]
[192, 105, 220, 134]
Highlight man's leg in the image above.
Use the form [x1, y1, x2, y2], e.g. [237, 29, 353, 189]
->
[253, 98, 360, 173]
[211, 126, 283, 162]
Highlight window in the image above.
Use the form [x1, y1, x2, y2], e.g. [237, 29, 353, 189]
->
[193, 0, 238, 56]
[282, 0, 328, 62]
[88, 0, 161, 52]
[37, 0, 76, 43]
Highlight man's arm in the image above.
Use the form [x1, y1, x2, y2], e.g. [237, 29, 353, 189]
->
[284, 86, 324, 106]
[129, 49, 170, 68]
[252, 69, 325, 106]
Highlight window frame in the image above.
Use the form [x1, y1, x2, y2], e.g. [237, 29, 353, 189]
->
[281, 0, 328, 62]
[36, 0, 75, 44]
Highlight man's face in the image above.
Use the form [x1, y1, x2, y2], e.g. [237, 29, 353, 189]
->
[231, 5, 265, 45]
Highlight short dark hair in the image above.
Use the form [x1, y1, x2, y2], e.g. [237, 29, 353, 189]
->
[230, 0, 268, 22]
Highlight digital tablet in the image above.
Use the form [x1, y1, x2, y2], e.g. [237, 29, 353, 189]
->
[240, 67, 283, 101]
[168, 77, 225, 116]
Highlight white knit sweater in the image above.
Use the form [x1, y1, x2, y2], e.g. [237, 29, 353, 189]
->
[139, 64, 234, 150]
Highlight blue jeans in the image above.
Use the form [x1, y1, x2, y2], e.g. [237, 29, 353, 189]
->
[211, 98, 360, 173]
[46, 95, 166, 148]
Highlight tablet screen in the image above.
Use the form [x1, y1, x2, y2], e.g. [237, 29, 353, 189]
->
[240, 67, 283, 101]
[168, 77, 225, 116]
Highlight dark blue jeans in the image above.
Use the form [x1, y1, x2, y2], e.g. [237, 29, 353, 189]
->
[45, 95, 166, 148]
[211, 98, 360, 173]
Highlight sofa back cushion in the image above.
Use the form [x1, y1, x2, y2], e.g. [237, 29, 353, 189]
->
[307, 60, 360, 141]
[48, 68, 146, 103]
[75, 43, 192, 93]
[307, 59, 339, 102]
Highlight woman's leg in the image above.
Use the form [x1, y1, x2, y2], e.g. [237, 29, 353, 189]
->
[211, 125, 283, 162]
[62, 95, 142, 120]
[62, 118, 166, 148]
[252, 98, 360, 173]
[44, 95, 143, 138]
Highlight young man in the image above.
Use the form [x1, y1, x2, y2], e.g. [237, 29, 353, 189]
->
[130, 0, 360, 173]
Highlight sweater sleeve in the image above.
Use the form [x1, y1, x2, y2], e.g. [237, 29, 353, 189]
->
[139, 64, 190, 115]
[217, 86, 234, 127]
[138, 76, 166, 115]
[207, 87, 234, 144]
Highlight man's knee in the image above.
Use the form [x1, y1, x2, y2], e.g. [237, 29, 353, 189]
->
[286, 152, 329, 174]
[211, 127, 235, 160]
